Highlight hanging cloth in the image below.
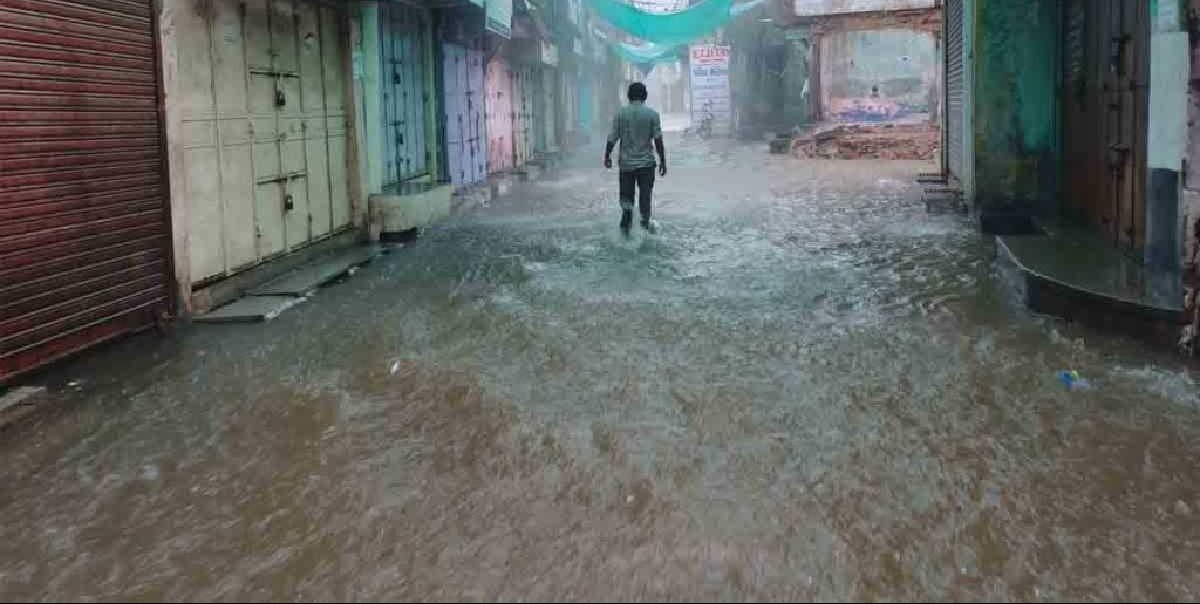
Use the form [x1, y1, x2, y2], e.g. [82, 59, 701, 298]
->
[590, 0, 770, 65]
[583, 0, 735, 46]
[614, 41, 683, 63]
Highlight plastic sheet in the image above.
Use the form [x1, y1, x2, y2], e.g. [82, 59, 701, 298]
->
[589, 0, 769, 63]
[584, 0, 735, 46]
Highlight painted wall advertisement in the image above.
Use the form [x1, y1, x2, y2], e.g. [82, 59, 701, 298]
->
[689, 44, 731, 135]
[486, 0, 512, 38]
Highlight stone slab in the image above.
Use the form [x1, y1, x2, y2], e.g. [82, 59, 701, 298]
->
[249, 246, 380, 297]
[193, 296, 304, 324]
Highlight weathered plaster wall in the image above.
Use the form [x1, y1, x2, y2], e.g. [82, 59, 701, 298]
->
[971, 0, 1059, 213]
[356, 2, 385, 197]
[1146, 0, 1188, 268]
[157, 0, 191, 309]
[802, 7, 941, 34]
[793, 0, 935, 17]
[818, 28, 935, 121]
[782, 31, 812, 126]
[1187, 0, 1200, 269]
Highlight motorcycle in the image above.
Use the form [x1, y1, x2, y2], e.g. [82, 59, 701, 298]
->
[685, 104, 715, 140]
[696, 109, 714, 139]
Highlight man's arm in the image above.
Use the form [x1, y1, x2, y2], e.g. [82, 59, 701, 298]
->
[604, 113, 620, 169]
[653, 113, 665, 176]
[655, 137, 666, 176]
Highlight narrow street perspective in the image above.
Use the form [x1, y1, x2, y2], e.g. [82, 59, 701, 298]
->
[2, 0, 1200, 602]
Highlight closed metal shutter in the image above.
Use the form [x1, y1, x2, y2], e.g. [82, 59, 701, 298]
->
[381, 2, 431, 186]
[0, 0, 171, 382]
[485, 56, 513, 174]
[944, 0, 965, 182]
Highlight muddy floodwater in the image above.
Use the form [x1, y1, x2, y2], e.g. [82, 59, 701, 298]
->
[3, 137, 1200, 601]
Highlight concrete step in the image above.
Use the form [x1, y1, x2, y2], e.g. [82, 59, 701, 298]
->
[193, 295, 305, 324]
[997, 229, 1186, 348]
[248, 245, 381, 297]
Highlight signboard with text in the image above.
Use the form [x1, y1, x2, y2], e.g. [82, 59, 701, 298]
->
[688, 44, 731, 136]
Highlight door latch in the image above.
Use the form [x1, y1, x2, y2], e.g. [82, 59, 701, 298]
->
[284, 194, 295, 211]
[1108, 34, 1130, 75]
[275, 88, 287, 107]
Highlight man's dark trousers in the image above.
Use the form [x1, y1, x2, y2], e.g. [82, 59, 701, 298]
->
[619, 166, 655, 225]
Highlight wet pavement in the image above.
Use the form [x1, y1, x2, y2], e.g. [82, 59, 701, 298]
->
[3, 136, 1200, 601]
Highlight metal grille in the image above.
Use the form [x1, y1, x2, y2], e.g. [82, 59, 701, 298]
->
[944, 0, 965, 182]
[0, 0, 171, 382]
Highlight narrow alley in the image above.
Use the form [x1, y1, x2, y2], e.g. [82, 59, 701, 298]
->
[3, 134, 1200, 601]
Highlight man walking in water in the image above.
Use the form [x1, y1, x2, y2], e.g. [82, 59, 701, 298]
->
[605, 82, 666, 235]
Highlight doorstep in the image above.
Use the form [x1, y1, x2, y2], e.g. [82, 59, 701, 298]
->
[193, 243, 384, 324]
[488, 173, 515, 197]
[190, 228, 362, 314]
[997, 223, 1187, 347]
[527, 150, 563, 170]
[451, 182, 494, 216]
[368, 182, 454, 241]
[915, 171, 964, 215]
[512, 164, 542, 182]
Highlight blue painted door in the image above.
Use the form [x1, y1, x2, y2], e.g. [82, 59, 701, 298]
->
[442, 39, 487, 187]
[381, 3, 431, 186]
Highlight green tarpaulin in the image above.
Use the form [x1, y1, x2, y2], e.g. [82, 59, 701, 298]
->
[590, 0, 769, 63]
[584, 0, 735, 46]
[614, 41, 683, 64]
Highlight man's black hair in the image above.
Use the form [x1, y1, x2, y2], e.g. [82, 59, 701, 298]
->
[627, 82, 648, 102]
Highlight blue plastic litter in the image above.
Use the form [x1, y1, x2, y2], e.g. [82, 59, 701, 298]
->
[1057, 370, 1092, 391]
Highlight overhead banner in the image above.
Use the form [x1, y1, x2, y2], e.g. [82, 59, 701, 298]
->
[793, 0, 935, 16]
[486, 0, 512, 38]
[632, 0, 688, 12]
[584, 0, 733, 46]
[689, 44, 731, 135]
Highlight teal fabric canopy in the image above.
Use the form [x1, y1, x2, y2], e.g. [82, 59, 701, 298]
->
[584, 0, 735, 46]
[614, 42, 682, 64]
[591, 26, 683, 65]
[591, 0, 770, 65]
[731, 0, 769, 16]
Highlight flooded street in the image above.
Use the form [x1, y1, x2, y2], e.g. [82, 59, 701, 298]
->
[4, 136, 1200, 601]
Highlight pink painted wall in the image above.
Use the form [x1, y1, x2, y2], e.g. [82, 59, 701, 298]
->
[486, 56, 514, 173]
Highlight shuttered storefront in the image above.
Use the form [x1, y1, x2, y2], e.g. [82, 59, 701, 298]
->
[175, 0, 353, 287]
[381, 2, 432, 186]
[512, 66, 535, 165]
[442, 38, 486, 187]
[944, 0, 965, 183]
[536, 66, 554, 154]
[485, 56, 513, 173]
[0, 0, 172, 382]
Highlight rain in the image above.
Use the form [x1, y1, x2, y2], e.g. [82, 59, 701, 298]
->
[2, 0, 1199, 601]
